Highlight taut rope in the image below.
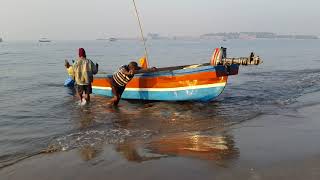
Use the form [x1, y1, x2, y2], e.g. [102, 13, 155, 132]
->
[132, 0, 149, 62]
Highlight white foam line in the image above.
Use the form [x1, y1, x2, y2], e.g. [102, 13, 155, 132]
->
[92, 83, 226, 92]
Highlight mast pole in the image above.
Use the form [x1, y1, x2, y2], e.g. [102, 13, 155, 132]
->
[132, 0, 149, 63]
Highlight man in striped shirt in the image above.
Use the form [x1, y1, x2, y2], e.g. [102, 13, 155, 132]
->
[110, 61, 140, 106]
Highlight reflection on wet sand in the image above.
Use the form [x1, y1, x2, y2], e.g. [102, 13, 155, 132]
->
[112, 132, 239, 164]
[116, 143, 163, 162]
[53, 96, 240, 165]
[147, 132, 239, 162]
[80, 145, 101, 161]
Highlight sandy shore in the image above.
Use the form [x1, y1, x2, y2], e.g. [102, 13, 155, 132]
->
[2, 92, 320, 180]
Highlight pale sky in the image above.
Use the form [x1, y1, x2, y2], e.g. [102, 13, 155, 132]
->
[0, 0, 319, 40]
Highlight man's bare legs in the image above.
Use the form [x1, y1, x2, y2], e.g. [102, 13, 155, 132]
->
[85, 93, 90, 103]
[109, 86, 120, 106]
[78, 91, 83, 103]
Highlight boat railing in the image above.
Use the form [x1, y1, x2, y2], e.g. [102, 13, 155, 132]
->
[135, 53, 262, 74]
[96, 51, 262, 76]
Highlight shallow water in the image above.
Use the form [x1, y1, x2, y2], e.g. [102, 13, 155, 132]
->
[1, 39, 320, 168]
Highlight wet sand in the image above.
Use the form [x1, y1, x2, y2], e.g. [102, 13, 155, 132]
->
[2, 92, 320, 180]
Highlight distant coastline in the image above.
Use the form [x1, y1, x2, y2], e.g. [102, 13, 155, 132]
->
[129, 32, 320, 41]
[200, 32, 319, 40]
[1, 32, 319, 41]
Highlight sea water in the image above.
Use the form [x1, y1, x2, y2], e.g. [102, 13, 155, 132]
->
[1, 39, 320, 168]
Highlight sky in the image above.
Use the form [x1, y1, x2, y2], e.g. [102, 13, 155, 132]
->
[0, 0, 319, 40]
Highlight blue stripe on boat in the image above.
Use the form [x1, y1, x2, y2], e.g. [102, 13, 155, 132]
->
[92, 85, 226, 102]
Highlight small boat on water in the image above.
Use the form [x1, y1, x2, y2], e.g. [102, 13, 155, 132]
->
[96, 38, 108, 41]
[39, 38, 51, 42]
[96, 37, 118, 41]
[109, 38, 117, 42]
[92, 48, 262, 102]
[0, 38, 2, 42]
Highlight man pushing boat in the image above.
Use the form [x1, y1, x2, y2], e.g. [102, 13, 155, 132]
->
[109, 61, 156, 106]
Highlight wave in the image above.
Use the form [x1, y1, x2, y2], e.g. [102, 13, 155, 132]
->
[46, 128, 154, 152]
[237, 68, 320, 106]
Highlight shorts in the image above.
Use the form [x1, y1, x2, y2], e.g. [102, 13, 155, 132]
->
[111, 78, 126, 97]
[77, 84, 92, 94]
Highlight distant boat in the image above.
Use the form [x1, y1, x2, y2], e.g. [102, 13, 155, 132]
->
[96, 38, 118, 42]
[109, 38, 117, 42]
[39, 38, 51, 42]
[0, 38, 2, 42]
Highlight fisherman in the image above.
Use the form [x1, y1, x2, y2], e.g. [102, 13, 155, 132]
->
[64, 60, 75, 87]
[65, 60, 74, 77]
[110, 61, 156, 106]
[73, 48, 99, 104]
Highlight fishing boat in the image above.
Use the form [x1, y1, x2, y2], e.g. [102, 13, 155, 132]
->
[93, 65, 234, 102]
[39, 38, 51, 42]
[92, 48, 262, 102]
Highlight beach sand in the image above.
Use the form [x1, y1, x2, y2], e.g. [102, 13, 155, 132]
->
[1, 92, 320, 180]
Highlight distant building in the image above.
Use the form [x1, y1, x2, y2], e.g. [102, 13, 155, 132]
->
[276, 35, 294, 39]
[200, 32, 240, 40]
[200, 34, 224, 40]
[294, 35, 318, 40]
[239, 33, 256, 40]
[243, 32, 276, 39]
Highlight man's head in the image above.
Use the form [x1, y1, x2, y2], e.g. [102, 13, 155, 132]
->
[65, 62, 70, 68]
[128, 61, 140, 71]
[79, 48, 86, 58]
[65, 60, 70, 68]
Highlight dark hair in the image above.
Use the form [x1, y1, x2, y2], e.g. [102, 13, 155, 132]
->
[65, 60, 70, 67]
[128, 61, 138, 67]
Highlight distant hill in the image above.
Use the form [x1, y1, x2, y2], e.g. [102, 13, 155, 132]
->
[200, 32, 318, 40]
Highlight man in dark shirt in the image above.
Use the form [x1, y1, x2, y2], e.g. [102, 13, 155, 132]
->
[109, 61, 156, 106]
[109, 62, 139, 106]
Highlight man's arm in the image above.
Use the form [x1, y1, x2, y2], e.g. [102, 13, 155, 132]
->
[121, 68, 134, 76]
[136, 67, 157, 73]
[90, 61, 99, 75]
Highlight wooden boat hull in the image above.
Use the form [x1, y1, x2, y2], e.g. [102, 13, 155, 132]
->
[92, 65, 239, 102]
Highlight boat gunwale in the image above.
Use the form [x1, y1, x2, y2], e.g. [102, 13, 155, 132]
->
[95, 64, 223, 79]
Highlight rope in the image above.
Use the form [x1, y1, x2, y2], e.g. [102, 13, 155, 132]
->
[132, 0, 149, 63]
